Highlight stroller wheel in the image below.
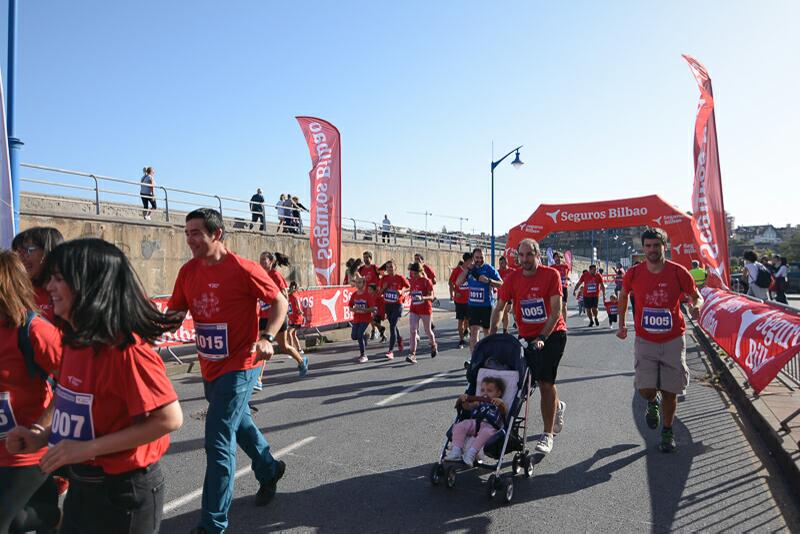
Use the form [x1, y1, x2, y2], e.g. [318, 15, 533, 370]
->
[430, 463, 444, 486]
[486, 474, 498, 499]
[501, 478, 514, 504]
[512, 453, 522, 476]
[522, 454, 534, 478]
[445, 466, 457, 489]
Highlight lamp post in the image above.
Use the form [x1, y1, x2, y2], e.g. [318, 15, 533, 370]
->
[6, 0, 23, 232]
[490, 145, 523, 265]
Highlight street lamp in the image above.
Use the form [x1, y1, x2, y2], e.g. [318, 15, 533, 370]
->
[491, 145, 523, 265]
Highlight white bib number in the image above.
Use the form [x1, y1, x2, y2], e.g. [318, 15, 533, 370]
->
[469, 287, 485, 304]
[49, 386, 95, 445]
[520, 298, 547, 324]
[384, 289, 399, 303]
[0, 391, 18, 439]
[410, 291, 423, 303]
[195, 322, 230, 361]
[586, 283, 597, 293]
[641, 307, 673, 333]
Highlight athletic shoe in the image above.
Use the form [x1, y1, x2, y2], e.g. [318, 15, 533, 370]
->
[534, 433, 554, 454]
[431, 346, 437, 358]
[296, 356, 308, 376]
[646, 401, 660, 429]
[397, 337, 404, 351]
[385, 351, 394, 360]
[595, 319, 600, 326]
[357, 354, 368, 363]
[503, 329, 508, 334]
[458, 342, 464, 350]
[461, 447, 478, 466]
[54, 475, 69, 496]
[299, 349, 305, 355]
[406, 354, 417, 364]
[255, 460, 286, 506]
[444, 446, 462, 461]
[659, 427, 677, 453]
[253, 379, 263, 392]
[380, 334, 387, 343]
[370, 330, 377, 341]
[553, 401, 566, 434]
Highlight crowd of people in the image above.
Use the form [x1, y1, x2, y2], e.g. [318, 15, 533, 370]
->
[248, 190, 309, 234]
[741, 251, 791, 304]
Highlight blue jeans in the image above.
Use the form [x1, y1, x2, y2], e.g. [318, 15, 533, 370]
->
[351, 322, 369, 355]
[200, 367, 280, 533]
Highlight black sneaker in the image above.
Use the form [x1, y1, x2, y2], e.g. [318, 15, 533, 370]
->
[645, 401, 660, 429]
[255, 460, 286, 506]
[431, 346, 437, 358]
[659, 427, 676, 453]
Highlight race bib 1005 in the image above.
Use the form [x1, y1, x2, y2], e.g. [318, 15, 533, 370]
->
[520, 298, 547, 324]
[641, 307, 673, 333]
[195, 322, 230, 361]
[49, 386, 95, 446]
[469, 287, 486, 304]
[0, 391, 18, 438]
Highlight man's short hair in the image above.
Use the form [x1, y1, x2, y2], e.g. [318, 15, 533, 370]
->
[743, 250, 758, 263]
[641, 227, 667, 246]
[589, 264, 597, 269]
[472, 247, 483, 255]
[363, 251, 373, 259]
[186, 208, 225, 238]
[691, 260, 700, 268]
[517, 238, 541, 256]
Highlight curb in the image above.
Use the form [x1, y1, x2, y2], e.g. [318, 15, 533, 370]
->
[691, 321, 800, 501]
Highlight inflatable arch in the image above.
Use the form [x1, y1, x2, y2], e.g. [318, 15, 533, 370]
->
[504, 195, 701, 270]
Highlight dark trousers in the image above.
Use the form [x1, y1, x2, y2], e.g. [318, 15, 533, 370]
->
[385, 303, 403, 351]
[351, 322, 369, 354]
[59, 463, 165, 534]
[251, 212, 265, 231]
[0, 465, 59, 534]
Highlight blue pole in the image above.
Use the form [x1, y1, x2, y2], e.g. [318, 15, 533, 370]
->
[605, 229, 609, 274]
[7, 0, 23, 232]
[490, 165, 495, 266]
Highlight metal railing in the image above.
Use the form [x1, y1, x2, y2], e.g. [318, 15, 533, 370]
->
[19, 162, 503, 252]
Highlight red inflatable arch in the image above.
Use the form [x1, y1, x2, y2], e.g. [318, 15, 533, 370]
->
[504, 195, 701, 270]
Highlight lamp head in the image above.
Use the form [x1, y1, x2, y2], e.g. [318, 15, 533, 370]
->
[511, 150, 524, 169]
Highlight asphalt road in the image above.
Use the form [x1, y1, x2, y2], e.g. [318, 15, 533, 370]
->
[157, 304, 800, 533]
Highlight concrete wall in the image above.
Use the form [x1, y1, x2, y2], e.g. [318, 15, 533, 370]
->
[20, 211, 475, 297]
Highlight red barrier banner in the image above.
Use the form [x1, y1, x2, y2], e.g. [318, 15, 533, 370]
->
[152, 297, 196, 347]
[296, 116, 342, 286]
[294, 286, 356, 328]
[683, 55, 731, 286]
[698, 285, 800, 393]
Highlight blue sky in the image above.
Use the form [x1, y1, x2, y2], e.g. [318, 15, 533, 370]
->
[2, 1, 798, 234]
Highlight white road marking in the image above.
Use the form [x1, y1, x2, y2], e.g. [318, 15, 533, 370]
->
[375, 370, 457, 406]
[163, 436, 317, 514]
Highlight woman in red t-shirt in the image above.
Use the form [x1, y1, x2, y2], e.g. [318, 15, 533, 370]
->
[349, 277, 377, 363]
[406, 262, 437, 364]
[0, 251, 63, 534]
[378, 260, 410, 359]
[8, 239, 184, 533]
[11, 226, 64, 323]
[286, 281, 305, 356]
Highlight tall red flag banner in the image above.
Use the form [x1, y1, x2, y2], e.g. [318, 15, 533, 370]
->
[296, 116, 342, 286]
[683, 55, 730, 286]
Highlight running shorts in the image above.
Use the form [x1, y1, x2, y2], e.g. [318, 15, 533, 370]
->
[467, 306, 492, 329]
[583, 296, 599, 309]
[522, 331, 567, 384]
[455, 302, 468, 321]
[634, 335, 688, 395]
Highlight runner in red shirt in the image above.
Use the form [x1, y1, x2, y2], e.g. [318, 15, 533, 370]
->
[359, 251, 384, 341]
[12, 227, 64, 323]
[0, 251, 62, 534]
[9, 239, 183, 533]
[551, 251, 571, 320]
[406, 262, 437, 364]
[257, 251, 308, 385]
[286, 281, 305, 357]
[449, 254, 471, 349]
[617, 228, 702, 453]
[349, 277, 378, 363]
[614, 264, 626, 296]
[603, 294, 619, 328]
[497, 255, 516, 334]
[379, 260, 410, 358]
[414, 253, 437, 284]
[168, 209, 288, 533]
[573, 265, 605, 327]
[490, 238, 567, 456]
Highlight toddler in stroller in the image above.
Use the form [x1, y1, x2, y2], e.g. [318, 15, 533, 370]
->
[444, 377, 508, 466]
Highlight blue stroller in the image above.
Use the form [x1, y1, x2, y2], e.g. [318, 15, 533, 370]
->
[429, 334, 537, 504]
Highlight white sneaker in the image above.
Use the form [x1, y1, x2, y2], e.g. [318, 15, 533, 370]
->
[444, 446, 462, 461]
[534, 433, 554, 454]
[462, 447, 478, 466]
[554, 401, 566, 434]
[357, 355, 368, 363]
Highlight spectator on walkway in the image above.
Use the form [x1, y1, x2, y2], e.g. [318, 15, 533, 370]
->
[281, 194, 295, 233]
[773, 255, 789, 304]
[250, 188, 266, 231]
[276, 194, 287, 233]
[382, 214, 392, 243]
[289, 196, 309, 234]
[743, 250, 771, 300]
[140, 166, 157, 220]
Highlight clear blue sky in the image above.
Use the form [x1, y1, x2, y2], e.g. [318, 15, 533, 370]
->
[2, 1, 798, 234]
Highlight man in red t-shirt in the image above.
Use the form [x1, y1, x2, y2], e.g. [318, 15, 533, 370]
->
[490, 238, 568, 456]
[573, 264, 605, 327]
[168, 208, 288, 533]
[617, 228, 702, 453]
[551, 251, 571, 320]
[449, 254, 472, 348]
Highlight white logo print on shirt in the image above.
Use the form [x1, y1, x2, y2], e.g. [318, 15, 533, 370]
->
[193, 292, 221, 320]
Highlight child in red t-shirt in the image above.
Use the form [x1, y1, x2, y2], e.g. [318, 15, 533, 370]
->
[368, 283, 387, 343]
[287, 281, 304, 355]
[604, 294, 619, 328]
[349, 278, 378, 363]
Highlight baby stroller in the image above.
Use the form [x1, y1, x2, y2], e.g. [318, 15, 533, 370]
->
[429, 333, 536, 504]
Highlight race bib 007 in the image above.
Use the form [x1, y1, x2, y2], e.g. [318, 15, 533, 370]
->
[195, 322, 230, 361]
[641, 307, 673, 333]
[49, 386, 95, 446]
[520, 298, 547, 324]
[0, 391, 18, 438]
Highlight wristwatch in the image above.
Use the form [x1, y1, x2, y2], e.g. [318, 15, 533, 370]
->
[260, 333, 275, 343]
[537, 335, 547, 343]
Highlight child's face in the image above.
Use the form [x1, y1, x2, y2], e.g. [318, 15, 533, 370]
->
[480, 381, 502, 399]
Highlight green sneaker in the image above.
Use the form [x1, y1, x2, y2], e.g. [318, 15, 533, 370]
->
[645, 401, 660, 429]
[659, 427, 676, 453]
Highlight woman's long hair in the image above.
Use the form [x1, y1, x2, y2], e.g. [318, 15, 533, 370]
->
[0, 250, 36, 328]
[261, 251, 291, 268]
[44, 238, 184, 348]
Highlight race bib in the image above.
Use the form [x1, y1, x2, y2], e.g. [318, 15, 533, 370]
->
[410, 291, 423, 303]
[0, 391, 18, 439]
[520, 298, 547, 324]
[586, 283, 597, 293]
[260, 300, 270, 312]
[469, 287, 486, 305]
[195, 322, 230, 361]
[287, 302, 293, 315]
[49, 386, 95, 446]
[608, 305, 619, 314]
[354, 298, 368, 310]
[641, 307, 673, 333]
[384, 289, 399, 303]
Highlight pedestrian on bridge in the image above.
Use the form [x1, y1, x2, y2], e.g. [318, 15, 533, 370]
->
[140, 166, 157, 220]
[616, 228, 702, 453]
